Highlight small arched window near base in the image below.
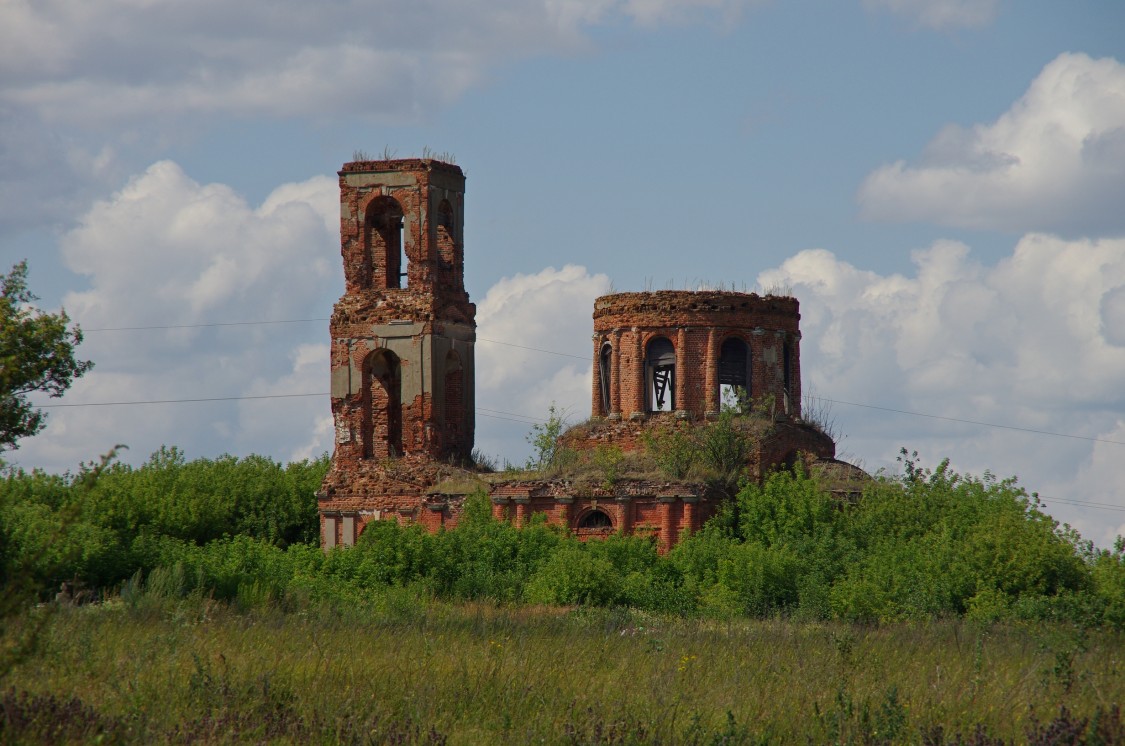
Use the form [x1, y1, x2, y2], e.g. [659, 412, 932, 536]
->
[578, 509, 613, 529]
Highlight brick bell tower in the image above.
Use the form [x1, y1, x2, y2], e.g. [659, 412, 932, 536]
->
[318, 158, 475, 548]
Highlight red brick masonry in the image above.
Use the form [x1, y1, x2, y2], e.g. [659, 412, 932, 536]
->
[320, 160, 842, 551]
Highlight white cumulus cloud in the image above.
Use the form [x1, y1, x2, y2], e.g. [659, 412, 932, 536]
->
[14, 156, 1125, 549]
[0, 0, 764, 128]
[475, 265, 611, 464]
[862, 0, 1001, 29]
[858, 53, 1125, 237]
[60, 161, 338, 328]
[759, 233, 1125, 547]
[0, 0, 770, 242]
[11, 164, 614, 476]
[622, 0, 762, 26]
[12, 161, 340, 472]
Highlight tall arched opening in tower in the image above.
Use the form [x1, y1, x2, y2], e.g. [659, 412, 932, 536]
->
[362, 348, 402, 459]
[645, 336, 676, 412]
[719, 336, 751, 412]
[598, 343, 613, 416]
[364, 196, 406, 290]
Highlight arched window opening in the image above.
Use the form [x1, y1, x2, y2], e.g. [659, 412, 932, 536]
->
[598, 343, 612, 416]
[719, 337, 751, 412]
[578, 509, 613, 529]
[443, 350, 464, 454]
[645, 337, 676, 412]
[364, 197, 405, 289]
[362, 349, 402, 458]
[436, 200, 457, 290]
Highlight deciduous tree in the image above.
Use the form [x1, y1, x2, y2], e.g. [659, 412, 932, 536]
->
[0, 261, 93, 451]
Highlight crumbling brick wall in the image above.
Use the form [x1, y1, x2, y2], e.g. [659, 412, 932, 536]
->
[320, 159, 477, 548]
[485, 290, 834, 553]
[319, 162, 849, 553]
[487, 479, 719, 553]
[591, 291, 804, 421]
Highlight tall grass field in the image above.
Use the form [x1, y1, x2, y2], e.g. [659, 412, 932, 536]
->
[2, 447, 1124, 742]
[2, 595, 1122, 744]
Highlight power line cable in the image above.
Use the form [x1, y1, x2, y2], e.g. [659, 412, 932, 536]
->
[39, 393, 328, 407]
[820, 397, 1125, 447]
[1036, 497, 1125, 513]
[477, 407, 546, 423]
[1037, 496, 1124, 510]
[38, 392, 550, 427]
[477, 337, 588, 360]
[476, 412, 545, 425]
[32, 392, 1125, 512]
[82, 318, 590, 359]
[82, 318, 328, 332]
[69, 316, 1125, 446]
[40, 389, 1124, 448]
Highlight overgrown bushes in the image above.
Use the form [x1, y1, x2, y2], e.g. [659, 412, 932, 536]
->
[2, 446, 1123, 628]
[0, 447, 327, 594]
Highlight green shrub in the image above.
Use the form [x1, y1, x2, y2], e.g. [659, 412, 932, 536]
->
[698, 409, 751, 491]
[643, 424, 698, 480]
[526, 545, 623, 606]
[714, 541, 801, 615]
[2, 441, 1120, 628]
[593, 445, 625, 489]
[0, 448, 328, 596]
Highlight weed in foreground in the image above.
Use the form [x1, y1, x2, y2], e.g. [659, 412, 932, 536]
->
[2, 601, 1123, 744]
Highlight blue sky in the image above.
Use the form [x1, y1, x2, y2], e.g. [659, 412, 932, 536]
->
[3, 0, 1125, 545]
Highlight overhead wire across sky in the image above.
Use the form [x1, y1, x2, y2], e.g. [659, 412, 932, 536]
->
[63, 312, 1125, 445]
[82, 317, 590, 361]
[55, 314, 1125, 514]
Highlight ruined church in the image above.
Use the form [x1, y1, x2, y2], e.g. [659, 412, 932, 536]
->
[317, 158, 851, 552]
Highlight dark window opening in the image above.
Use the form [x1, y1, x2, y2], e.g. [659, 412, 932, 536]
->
[437, 202, 454, 230]
[364, 198, 405, 289]
[645, 337, 676, 412]
[719, 337, 751, 412]
[578, 509, 613, 529]
[362, 349, 402, 458]
[443, 350, 464, 457]
[598, 343, 612, 415]
[782, 339, 793, 415]
[436, 200, 457, 291]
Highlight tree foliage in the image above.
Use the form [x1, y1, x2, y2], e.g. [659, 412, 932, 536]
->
[524, 402, 569, 470]
[0, 448, 328, 593]
[697, 407, 753, 492]
[2, 443, 1122, 629]
[0, 261, 93, 451]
